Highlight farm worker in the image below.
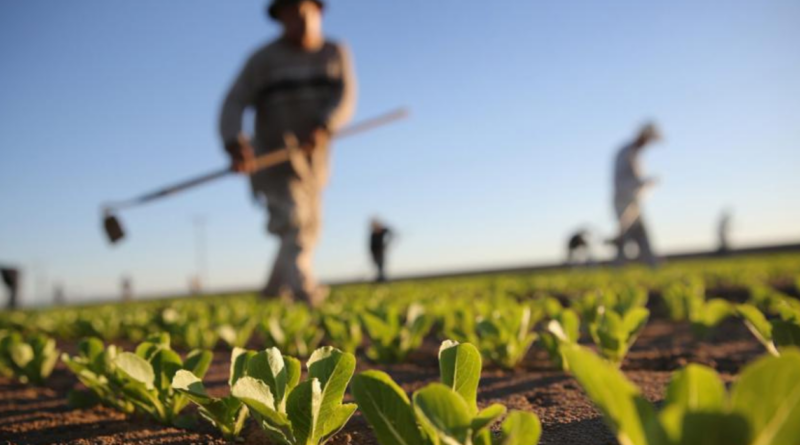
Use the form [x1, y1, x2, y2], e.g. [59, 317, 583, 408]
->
[369, 218, 393, 282]
[219, 0, 356, 306]
[718, 209, 733, 254]
[566, 229, 592, 265]
[1, 266, 20, 310]
[611, 123, 661, 267]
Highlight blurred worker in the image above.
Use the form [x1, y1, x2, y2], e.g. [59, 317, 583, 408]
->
[1, 266, 20, 310]
[121, 276, 134, 301]
[611, 123, 662, 267]
[219, 0, 356, 306]
[718, 209, 733, 254]
[566, 229, 592, 265]
[369, 219, 393, 282]
[53, 283, 65, 306]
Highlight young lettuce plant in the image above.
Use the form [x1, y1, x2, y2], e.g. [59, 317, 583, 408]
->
[361, 303, 433, 363]
[687, 298, 734, 339]
[736, 304, 800, 356]
[661, 278, 703, 322]
[171, 348, 254, 440]
[261, 304, 324, 357]
[588, 306, 649, 367]
[112, 333, 213, 426]
[662, 279, 734, 338]
[61, 337, 135, 413]
[217, 318, 259, 349]
[562, 344, 800, 445]
[441, 306, 479, 345]
[576, 286, 648, 327]
[541, 309, 581, 371]
[474, 304, 540, 369]
[231, 346, 357, 445]
[0, 330, 59, 385]
[321, 313, 363, 355]
[352, 340, 542, 445]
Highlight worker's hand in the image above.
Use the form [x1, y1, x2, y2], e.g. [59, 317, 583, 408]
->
[226, 136, 256, 174]
[302, 126, 331, 155]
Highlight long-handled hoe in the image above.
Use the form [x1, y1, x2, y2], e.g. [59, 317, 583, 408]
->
[102, 108, 408, 244]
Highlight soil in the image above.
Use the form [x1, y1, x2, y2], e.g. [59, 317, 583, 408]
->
[0, 294, 769, 445]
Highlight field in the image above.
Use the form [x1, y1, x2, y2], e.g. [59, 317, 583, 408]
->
[1, 253, 800, 445]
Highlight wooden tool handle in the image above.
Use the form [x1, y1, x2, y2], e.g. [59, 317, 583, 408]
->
[247, 107, 409, 173]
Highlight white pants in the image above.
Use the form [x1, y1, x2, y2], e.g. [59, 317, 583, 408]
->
[261, 177, 323, 304]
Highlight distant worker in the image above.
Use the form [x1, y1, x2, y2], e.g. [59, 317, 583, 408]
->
[611, 123, 662, 267]
[566, 229, 592, 265]
[369, 219, 393, 282]
[219, 0, 356, 306]
[53, 283, 65, 306]
[121, 276, 133, 301]
[718, 209, 733, 254]
[1, 266, 20, 310]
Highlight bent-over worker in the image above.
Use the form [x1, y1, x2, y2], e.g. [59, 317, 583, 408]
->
[611, 123, 661, 267]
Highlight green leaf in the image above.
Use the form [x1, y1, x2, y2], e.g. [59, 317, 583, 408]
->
[9, 342, 34, 368]
[151, 349, 183, 392]
[562, 344, 661, 445]
[737, 304, 778, 356]
[285, 356, 302, 393]
[559, 309, 581, 343]
[497, 410, 542, 445]
[232, 375, 277, 412]
[622, 308, 650, 347]
[184, 349, 213, 379]
[307, 347, 357, 441]
[471, 403, 506, 432]
[703, 299, 733, 326]
[659, 406, 750, 445]
[232, 375, 294, 442]
[438, 341, 482, 415]
[247, 348, 290, 406]
[229, 347, 256, 386]
[664, 364, 727, 412]
[171, 369, 212, 403]
[351, 370, 425, 445]
[116, 352, 155, 390]
[731, 348, 800, 445]
[413, 384, 472, 445]
[286, 379, 323, 444]
[78, 337, 105, 362]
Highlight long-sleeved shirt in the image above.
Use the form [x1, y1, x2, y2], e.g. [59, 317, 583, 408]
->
[219, 38, 357, 191]
[613, 143, 646, 215]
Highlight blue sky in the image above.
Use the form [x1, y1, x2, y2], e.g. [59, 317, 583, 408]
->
[1, 1, 799, 305]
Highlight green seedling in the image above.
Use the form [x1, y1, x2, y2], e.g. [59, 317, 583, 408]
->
[231, 346, 357, 445]
[352, 340, 542, 445]
[562, 344, 800, 445]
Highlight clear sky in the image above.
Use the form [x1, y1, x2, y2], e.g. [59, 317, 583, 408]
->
[1, 1, 799, 306]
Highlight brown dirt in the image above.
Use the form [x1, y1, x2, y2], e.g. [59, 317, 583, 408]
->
[0, 305, 769, 445]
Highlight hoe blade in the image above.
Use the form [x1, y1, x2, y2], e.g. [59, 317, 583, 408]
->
[103, 213, 125, 244]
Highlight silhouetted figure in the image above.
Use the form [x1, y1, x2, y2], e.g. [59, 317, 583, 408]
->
[566, 230, 592, 265]
[121, 276, 133, 301]
[53, 283, 65, 305]
[370, 219, 393, 282]
[611, 123, 662, 267]
[1, 267, 20, 310]
[718, 210, 733, 254]
[219, 0, 356, 306]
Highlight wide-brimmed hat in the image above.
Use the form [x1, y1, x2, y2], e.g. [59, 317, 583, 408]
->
[267, 0, 325, 20]
[639, 122, 662, 142]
